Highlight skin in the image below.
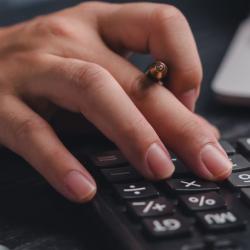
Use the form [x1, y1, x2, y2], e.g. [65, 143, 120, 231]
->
[0, 2, 232, 203]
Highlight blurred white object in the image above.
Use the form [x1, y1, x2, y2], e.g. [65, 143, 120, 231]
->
[212, 17, 250, 106]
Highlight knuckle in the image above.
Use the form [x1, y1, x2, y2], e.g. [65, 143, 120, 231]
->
[79, 1, 108, 11]
[15, 117, 49, 140]
[70, 63, 108, 94]
[151, 5, 185, 26]
[177, 116, 214, 146]
[33, 16, 73, 38]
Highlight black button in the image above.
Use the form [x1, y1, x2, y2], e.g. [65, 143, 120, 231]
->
[197, 210, 245, 232]
[114, 182, 159, 200]
[100, 166, 142, 183]
[180, 192, 225, 211]
[229, 154, 250, 172]
[228, 170, 250, 188]
[127, 197, 174, 217]
[237, 137, 250, 156]
[220, 140, 236, 155]
[90, 150, 127, 167]
[165, 178, 219, 193]
[241, 188, 250, 206]
[214, 239, 239, 250]
[143, 215, 191, 238]
[170, 154, 190, 176]
[181, 243, 205, 250]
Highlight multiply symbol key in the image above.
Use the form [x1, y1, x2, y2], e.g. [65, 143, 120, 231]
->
[181, 180, 201, 188]
[188, 196, 216, 207]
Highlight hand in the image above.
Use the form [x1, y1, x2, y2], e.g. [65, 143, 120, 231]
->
[0, 2, 232, 202]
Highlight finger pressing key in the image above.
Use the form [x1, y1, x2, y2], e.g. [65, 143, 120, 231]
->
[23, 55, 175, 181]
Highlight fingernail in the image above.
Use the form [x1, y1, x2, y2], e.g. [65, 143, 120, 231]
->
[64, 170, 96, 202]
[200, 144, 232, 179]
[180, 89, 197, 112]
[146, 143, 175, 179]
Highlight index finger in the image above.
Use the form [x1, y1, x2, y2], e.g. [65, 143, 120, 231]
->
[98, 2, 202, 111]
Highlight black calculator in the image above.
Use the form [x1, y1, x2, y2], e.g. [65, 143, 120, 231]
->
[80, 138, 250, 250]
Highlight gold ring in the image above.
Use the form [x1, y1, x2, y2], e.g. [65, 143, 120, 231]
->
[145, 61, 168, 82]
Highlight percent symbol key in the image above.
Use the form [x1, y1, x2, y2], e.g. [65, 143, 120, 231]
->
[180, 192, 225, 211]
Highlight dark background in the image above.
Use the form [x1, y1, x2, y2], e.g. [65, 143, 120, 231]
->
[0, 1, 250, 249]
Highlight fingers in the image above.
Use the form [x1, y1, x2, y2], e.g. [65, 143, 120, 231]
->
[0, 95, 96, 203]
[133, 85, 232, 180]
[195, 115, 221, 139]
[24, 55, 175, 180]
[56, 17, 229, 181]
[76, 46, 231, 180]
[98, 2, 202, 111]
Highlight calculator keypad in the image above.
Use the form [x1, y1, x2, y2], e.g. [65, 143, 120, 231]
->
[88, 140, 249, 246]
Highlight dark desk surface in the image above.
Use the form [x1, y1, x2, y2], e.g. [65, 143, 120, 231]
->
[0, 0, 250, 249]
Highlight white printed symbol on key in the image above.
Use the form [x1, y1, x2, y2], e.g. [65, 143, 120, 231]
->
[124, 185, 146, 195]
[188, 196, 216, 207]
[153, 219, 181, 232]
[229, 158, 237, 168]
[132, 200, 166, 214]
[180, 180, 201, 188]
[239, 173, 250, 183]
[204, 212, 237, 225]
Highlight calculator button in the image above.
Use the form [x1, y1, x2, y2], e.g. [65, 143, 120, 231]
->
[166, 178, 219, 193]
[228, 170, 250, 188]
[143, 216, 191, 238]
[181, 243, 205, 250]
[90, 150, 127, 167]
[114, 182, 159, 200]
[241, 188, 250, 205]
[220, 140, 236, 155]
[237, 137, 250, 156]
[213, 239, 239, 249]
[170, 154, 190, 176]
[100, 166, 142, 183]
[180, 192, 225, 211]
[229, 154, 250, 172]
[127, 197, 174, 217]
[197, 210, 245, 232]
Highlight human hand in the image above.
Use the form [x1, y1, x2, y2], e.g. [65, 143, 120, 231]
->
[0, 2, 232, 202]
